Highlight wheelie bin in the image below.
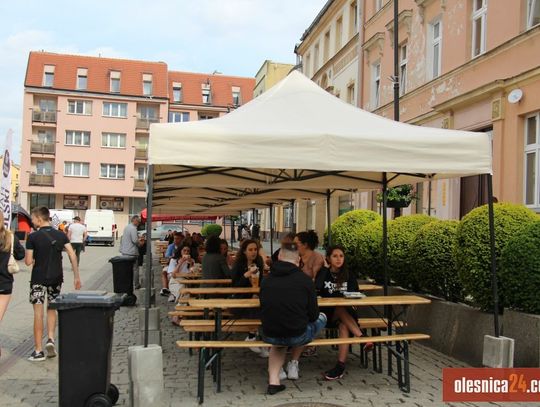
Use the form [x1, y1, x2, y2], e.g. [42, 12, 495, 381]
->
[109, 255, 137, 306]
[50, 291, 124, 407]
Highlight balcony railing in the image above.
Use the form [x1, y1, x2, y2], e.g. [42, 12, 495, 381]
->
[29, 173, 54, 186]
[135, 147, 148, 160]
[134, 179, 146, 191]
[30, 141, 56, 154]
[32, 110, 57, 123]
[136, 117, 159, 129]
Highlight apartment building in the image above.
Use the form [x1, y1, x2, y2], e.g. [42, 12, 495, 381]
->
[294, 0, 540, 231]
[254, 60, 295, 97]
[20, 52, 254, 231]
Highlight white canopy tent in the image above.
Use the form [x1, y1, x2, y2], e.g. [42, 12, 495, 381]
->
[141, 70, 498, 347]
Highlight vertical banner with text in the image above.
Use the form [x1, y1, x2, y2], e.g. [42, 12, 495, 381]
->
[1, 129, 13, 230]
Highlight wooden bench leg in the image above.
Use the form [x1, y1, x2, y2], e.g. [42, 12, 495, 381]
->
[197, 348, 206, 404]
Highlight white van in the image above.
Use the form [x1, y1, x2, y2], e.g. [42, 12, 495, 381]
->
[85, 209, 115, 246]
[50, 209, 75, 229]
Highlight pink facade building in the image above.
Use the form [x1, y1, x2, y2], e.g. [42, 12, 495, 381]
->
[20, 52, 255, 231]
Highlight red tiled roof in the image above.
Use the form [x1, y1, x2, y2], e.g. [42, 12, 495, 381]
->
[168, 71, 255, 107]
[25, 51, 169, 98]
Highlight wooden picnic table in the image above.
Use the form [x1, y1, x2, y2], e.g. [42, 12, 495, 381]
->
[175, 278, 233, 285]
[180, 287, 259, 296]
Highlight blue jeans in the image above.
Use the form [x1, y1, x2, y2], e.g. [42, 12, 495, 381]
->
[262, 313, 327, 347]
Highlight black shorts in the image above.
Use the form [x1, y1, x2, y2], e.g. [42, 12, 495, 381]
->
[0, 285, 13, 295]
[29, 283, 62, 305]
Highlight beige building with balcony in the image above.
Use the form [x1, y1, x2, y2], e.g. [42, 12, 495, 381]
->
[20, 52, 254, 231]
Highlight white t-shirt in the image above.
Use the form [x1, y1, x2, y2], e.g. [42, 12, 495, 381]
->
[69, 222, 87, 243]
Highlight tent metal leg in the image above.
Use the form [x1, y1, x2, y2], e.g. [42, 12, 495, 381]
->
[487, 174, 500, 337]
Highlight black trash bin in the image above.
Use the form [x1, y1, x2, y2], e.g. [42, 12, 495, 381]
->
[50, 291, 124, 407]
[109, 255, 137, 306]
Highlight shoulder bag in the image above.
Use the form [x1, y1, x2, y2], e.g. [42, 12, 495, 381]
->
[7, 234, 20, 274]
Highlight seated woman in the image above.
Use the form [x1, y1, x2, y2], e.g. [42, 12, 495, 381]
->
[220, 239, 235, 268]
[315, 245, 373, 381]
[294, 230, 325, 281]
[201, 235, 231, 282]
[167, 245, 195, 302]
[231, 239, 267, 357]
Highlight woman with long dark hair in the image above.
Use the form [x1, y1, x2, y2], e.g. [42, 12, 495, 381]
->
[315, 245, 373, 380]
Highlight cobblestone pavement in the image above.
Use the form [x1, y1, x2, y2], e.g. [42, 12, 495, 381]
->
[0, 246, 523, 407]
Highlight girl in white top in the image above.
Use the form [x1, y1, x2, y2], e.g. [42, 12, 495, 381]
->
[168, 246, 194, 302]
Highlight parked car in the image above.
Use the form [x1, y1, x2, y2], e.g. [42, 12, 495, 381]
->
[150, 223, 187, 240]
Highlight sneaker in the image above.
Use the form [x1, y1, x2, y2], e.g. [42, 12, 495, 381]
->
[301, 346, 317, 357]
[267, 384, 286, 395]
[244, 336, 261, 354]
[324, 362, 345, 381]
[167, 294, 176, 303]
[286, 360, 299, 380]
[28, 350, 46, 362]
[159, 288, 170, 296]
[259, 347, 269, 358]
[279, 367, 288, 381]
[45, 339, 57, 358]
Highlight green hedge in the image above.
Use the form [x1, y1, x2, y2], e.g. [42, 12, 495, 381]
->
[329, 209, 380, 274]
[411, 220, 462, 301]
[500, 220, 540, 314]
[356, 219, 385, 282]
[456, 203, 537, 311]
[201, 223, 223, 237]
[388, 214, 436, 290]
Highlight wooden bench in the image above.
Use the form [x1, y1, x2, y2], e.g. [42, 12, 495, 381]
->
[177, 333, 430, 404]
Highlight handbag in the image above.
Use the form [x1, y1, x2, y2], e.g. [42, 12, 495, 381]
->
[7, 234, 20, 274]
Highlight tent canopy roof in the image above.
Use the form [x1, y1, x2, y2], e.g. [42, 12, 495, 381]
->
[148, 71, 492, 214]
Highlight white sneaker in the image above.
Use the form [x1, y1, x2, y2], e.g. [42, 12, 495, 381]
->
[244, 336, 261, 354]
[286, 360, 299, 380]
[259, 347, 269, 358]
[167, 294, 176, 302]
[279, 367, 288, 381]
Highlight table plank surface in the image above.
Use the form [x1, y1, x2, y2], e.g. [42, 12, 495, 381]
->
[176, 279, 233, 285]
[188, 295, 430, 309]
[180, 287, 259, 295]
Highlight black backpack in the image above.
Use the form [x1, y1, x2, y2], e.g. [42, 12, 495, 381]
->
[42, 229, 65, 285]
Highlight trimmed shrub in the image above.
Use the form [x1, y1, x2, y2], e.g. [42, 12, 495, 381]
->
[500, 220, 540, 314]
[456, 203, 537, 311]
[411, 220, 462, 301]
[329, 209, 380, 273]
[201, 223, 223, 237]
[388, 214, 436, 290]
[356, 219, 385, 282]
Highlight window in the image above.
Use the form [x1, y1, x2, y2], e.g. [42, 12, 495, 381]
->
[36, 160, 53, 175]
[202, 88, 211, 104]
[169, 112, 190, 122]
[399, 43, 408, 95]
[103, 102, 127, 118]
[527, 0, 540, 28]
[305, 53, 311, 77]
[65, 130, 90, 146]
[323, 31, 330, 62]
[139, 105, 157, 119]
[313, 43, 320, 72]
[136, 166, 147, 180]
[232, 87, 242, 106]
[428, 19, 442, 79]
[64, 162, 89, 177]
[347, 82, 356, 105]
[472, 0, 487, 57]
[77, 68, 87, 90]
[525, 113, 539, 207]
[375, 0, 384, 12]
[30, 193, 55, 210]
[172, 82, 182, 102]
[349, 1, 358, 37]
[336, 17, 343, 50]
[143, 73, 153, 96]
[101, 133, 126, 148]
[43, 65, 55, 87]
[37, 130, 54, 143]
[39, 99, 56, 112]
[199, 113, 217, 120]
[371, 62, 381, 108]
[100, 164, 125, 179]
[110, 71, 121, 93]
[68, 100, 92, 115]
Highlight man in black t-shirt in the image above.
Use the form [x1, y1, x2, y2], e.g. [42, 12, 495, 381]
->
[24, 206, 81, 362]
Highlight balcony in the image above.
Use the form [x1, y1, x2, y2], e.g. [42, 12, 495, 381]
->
[136, 117, 159, 130]
[32, 110, 57, 123]
[29, 173, 54, 187]
[135, 147, 148, 160]
[30, 141, 56, 155]
[134, 179, 146, 191]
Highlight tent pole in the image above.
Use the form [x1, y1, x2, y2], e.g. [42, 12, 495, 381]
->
[143, 164, 154, 348]
[269, 204, 274, 254]
[326, 189, 332, 246]
[427, 180, 432, 216]
[487, 174, 500, 337]
[291, 199, 296, 234]
[383, 172, 393, 376]
[393, 0, 400, 122]
[230, 216, 234, 247]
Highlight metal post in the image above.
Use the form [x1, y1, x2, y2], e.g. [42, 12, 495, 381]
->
[144, 165, 154, 348]
[427, 180, 432, 216]
[269, 204, 274, 254]
[393, 0, 400, 122]
[222, 216, 225, 239]
[326, 189, 332, 246]
[229, 216, 234, 247]
[487, 174, 500, 337]
[382, 174, 389, 296]
[290, 199, 296, 234]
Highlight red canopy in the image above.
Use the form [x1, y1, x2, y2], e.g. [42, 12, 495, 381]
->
[140, 209, 219, 222]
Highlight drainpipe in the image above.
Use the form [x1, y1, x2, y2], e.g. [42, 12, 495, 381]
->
[356, 0, 365, 108]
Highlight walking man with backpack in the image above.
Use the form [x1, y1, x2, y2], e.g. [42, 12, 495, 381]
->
[25, 206, 81, 361]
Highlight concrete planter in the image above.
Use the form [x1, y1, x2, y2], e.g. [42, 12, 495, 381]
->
[503, 308, 540, 367]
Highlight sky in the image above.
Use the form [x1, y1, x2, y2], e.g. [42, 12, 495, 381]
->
[0, 0, 328, 164]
